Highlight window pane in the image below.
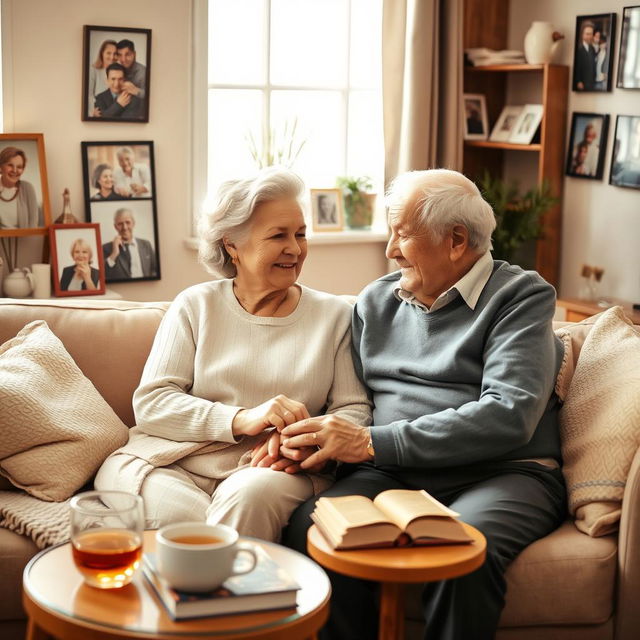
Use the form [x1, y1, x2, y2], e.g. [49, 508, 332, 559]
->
[271, 90, 344, 188]
[350, 0, 383, 88]
[347, 90, 384, 191]
[271, 0, 349, 87]
[208, 89, 263, 197]
[209, 0, 266, 85]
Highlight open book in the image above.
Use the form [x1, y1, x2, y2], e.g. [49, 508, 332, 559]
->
[311, 489, 473, 550]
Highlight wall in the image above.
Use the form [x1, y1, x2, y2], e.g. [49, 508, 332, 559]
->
[1, 0, 388, 301]
[509, 0, 640, 303]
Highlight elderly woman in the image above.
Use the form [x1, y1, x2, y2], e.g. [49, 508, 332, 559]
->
[91, 163, 119, 200]
[95, 167, 371, 541]
[0, 146, 39, 229]
[59, 238, 100, 291]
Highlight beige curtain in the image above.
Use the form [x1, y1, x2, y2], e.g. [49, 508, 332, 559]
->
[382, 0, 464, 186]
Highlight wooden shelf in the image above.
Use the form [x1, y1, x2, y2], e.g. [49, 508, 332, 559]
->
[465, 140, 541, 152]
[465, 63, 547, 73]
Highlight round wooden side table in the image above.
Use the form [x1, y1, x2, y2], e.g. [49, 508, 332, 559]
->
[307, 522, 486, 640]
[23, 530, 330, 640]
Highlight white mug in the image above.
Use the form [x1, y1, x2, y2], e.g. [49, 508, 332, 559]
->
[156, 522, 257, 592]
[31, 263, 51, 299]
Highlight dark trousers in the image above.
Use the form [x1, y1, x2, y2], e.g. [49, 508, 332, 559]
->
[283, 461, 566, 640]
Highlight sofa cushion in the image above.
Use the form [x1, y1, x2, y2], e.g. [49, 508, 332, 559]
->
[0, 321, 128, 501]
[556, 306, 640, 536]
[0, 526, 38, 623]
[0, 299, 168, 426]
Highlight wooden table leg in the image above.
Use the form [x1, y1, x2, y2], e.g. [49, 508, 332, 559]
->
[26, 617, 52, 640]
[379, 582, 404, 640]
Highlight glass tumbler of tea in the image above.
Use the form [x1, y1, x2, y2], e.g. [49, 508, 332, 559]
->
[70, 490, 144, 589]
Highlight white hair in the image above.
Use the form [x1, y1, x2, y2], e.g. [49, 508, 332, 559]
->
[385, 169, 496, 252]
[198, 166, 305, 277]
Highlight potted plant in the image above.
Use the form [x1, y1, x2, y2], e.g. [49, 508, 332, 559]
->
[479, 171, 558, 263]
[246, 118, 306, 169]
[336, 176, 376, 229]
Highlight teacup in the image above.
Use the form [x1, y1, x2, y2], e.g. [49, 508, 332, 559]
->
[156, 522, 257, 592]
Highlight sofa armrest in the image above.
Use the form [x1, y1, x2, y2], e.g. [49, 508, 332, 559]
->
[616, 444, 640, 640]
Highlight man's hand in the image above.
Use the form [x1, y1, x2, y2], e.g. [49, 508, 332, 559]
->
[280, 415, 371, 470]
[232, 394, 310, 437]
[130, 182, 148, 196]
[251, 430, 327, 474]
[116, 91, 132, 107]
[122, 81, 141, 96]
[108, 235, 123, 262]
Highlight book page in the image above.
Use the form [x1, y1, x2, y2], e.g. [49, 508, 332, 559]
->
[373, 489, 460, 531]
[317, 495, 393, 527]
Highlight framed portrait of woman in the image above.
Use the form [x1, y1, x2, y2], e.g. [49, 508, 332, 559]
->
[0, 133, 52, 238]
[310, 188, 343, 232]
[50, 223, 106, 297]
[82, 25, 152, 122]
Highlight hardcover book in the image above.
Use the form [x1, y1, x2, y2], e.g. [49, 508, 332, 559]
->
[311, 489, 473, 550]
[142, 546, 300, 620]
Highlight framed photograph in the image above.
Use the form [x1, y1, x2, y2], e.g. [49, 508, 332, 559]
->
[81, 141, 155, 203]
[310, 188, 343, 232]
[565, 112, 610, 180]
[610, 115, 640, 189]
[617, 6, 640, 89]
[489, 106, 524, 142]
[463, 94, 488, 140]
[509, 104, 544, 144]
[88, 200, 160, 283]
[50, 223, 106, 297]
[573, 13, 617, 92]
[0, 133, 52, 237]
[82, 25, 151, 122]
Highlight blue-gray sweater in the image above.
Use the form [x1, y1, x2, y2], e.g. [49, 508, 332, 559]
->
[352, 261, 563, 477]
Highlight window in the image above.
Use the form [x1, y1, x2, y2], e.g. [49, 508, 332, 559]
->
[193, 0, 384, 228]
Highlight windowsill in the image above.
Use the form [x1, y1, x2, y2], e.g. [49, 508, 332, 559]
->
[183, 229, 388, 251]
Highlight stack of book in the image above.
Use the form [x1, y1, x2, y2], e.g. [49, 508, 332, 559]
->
[465, 48, 526, 66]
[311, 489, 473, 550]
[142, 545, 300, 620]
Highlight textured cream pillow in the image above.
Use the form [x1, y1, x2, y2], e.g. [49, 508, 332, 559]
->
[557, 306, 640, 536]
[0, 320, 129, 501]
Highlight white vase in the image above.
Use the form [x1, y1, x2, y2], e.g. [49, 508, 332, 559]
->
[524, 21, 561, 64]
[3, 268, 35, 298]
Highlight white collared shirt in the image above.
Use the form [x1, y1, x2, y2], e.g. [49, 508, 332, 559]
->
[394, 251, 494, 313]
[126, 239, 144, 278]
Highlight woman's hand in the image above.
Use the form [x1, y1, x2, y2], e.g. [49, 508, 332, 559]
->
[251, 430, 325, 474]
[75, 263, 97, 290]
[232, 394, 310, 437]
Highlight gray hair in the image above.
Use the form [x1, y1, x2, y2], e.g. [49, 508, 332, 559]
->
[385, 169, 496, 252]
[114, 208, 134, 222]
[116, 146, 135, 160]
[198, 166, 305, 277]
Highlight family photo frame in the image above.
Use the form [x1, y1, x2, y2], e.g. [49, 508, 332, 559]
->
[610, 115, 640, 189]
[82, 25, 152, 122]
[489, 106, 524, 142]
[463, 94, 488, 140]
[0, 133, 52, 238]
[572, 13, 617, 92]
[49, 223, 106, 297]
[310, 188, 343, 232]
[509, 104, 543, 145]
[566, 112, 610, 180]
[82, 141, 161, 283]
[617, 6, 640, 89]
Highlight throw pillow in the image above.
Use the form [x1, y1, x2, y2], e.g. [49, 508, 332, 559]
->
[0, 320, 129, 501]
[556, 306, 640, 536]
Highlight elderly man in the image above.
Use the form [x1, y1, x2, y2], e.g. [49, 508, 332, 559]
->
[113, 146, 152, 198]
[103, 208, 157, 280]
[281, 169, 566, 640]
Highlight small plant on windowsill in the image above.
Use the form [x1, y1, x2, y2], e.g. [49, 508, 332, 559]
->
[336, 176, 376, 230]
[479, 171, 558, 263]
[246, 118, 306, 169]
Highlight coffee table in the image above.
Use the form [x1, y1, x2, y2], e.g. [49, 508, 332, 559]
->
[307, 522, 486, 640]
[23, 530, 330, 640]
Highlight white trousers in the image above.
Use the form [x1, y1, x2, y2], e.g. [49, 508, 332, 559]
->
[140, 465, 331, 542]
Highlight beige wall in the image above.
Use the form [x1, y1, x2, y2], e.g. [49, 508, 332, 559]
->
[509, 0, 639, 303]
[1, 0, 388, 301]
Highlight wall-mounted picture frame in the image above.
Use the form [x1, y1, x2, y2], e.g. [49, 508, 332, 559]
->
[610, 115, 640, 189]
[50, 223, 106, 297]
[566, 112, 610, 180]
[489, 106, 524, 142]
[572, 13, 617, 92]
[617, 6, 640, 89]
[509, 104, 543, 144]
[0, 133, 52, 238]
[82, 25, 151, 122]
[463, 94, 488, 140]
[310, 188, 343, 232]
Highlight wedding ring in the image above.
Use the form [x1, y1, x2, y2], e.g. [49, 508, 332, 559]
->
[312, 432, 318, 441]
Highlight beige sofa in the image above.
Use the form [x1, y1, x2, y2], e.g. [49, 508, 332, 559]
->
[0, 297, 638, 640]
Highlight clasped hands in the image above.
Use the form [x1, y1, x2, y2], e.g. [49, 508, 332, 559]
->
[232, 394, 371, 475]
